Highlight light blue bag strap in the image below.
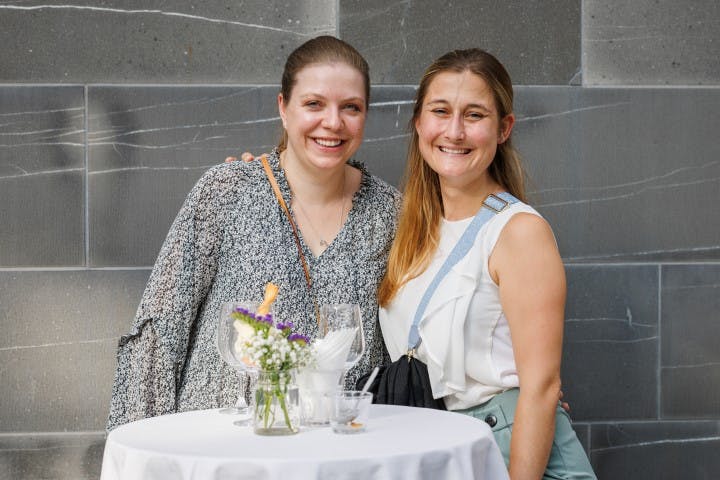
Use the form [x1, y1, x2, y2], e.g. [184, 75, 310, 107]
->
[407, 192, 519, 351]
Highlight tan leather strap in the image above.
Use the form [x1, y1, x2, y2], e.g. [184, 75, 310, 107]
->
[260, 154, 320, 327]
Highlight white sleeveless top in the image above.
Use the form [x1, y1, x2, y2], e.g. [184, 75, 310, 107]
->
[379, 202, 542, 410]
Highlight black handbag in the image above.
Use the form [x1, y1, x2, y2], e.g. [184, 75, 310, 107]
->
[356, 353, 446, 409]
[358, 193, 517, 410]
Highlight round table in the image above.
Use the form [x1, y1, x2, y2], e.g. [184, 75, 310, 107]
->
[101, 405, 509, 480]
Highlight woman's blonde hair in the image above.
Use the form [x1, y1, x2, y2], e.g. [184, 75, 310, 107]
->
[378, 48, 527, 306]
[277, 35, 370, 152]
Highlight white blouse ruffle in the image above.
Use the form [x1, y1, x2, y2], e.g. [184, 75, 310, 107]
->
[379, 202, 541, 410]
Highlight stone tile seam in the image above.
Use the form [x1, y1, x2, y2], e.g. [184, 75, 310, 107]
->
[0, 442, 105, 452]
[0, 83, 275, 88]
[3, 83, 719, 90]
[0, 267, 152, 271]
[0, 431, 105, 437]
[0, 83, 85, 87]
[3, 263, 719, 272]
[579, 0, 585, 86]
[659, 362, 720, 369]
[84, 85, 89, 267]
[590, 436, 720, 453]
[657, 264, 662, 419]
[334, 0, 339, 38]
[581, 84, 720, 90]
[573, 419, 720, 426]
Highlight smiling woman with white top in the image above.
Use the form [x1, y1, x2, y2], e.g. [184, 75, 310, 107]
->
[378, 49, 596, 480]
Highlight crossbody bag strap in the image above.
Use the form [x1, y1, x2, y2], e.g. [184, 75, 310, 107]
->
[260, 154, 321, 328]
[407, 192, 519, 352]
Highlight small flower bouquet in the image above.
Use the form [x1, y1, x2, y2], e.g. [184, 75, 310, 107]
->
[231, 308, 313, 371]
[231, 306, 313, 435]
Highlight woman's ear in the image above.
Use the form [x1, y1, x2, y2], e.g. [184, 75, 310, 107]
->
[278, 93, 287, 129]
[498, 113, 515, 144]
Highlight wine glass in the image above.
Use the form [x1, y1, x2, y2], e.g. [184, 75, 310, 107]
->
[319, 303, 365, 372]
[217, 301, 261, 425]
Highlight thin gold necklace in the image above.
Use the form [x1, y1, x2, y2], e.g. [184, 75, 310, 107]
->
[292, 174, 347, 250]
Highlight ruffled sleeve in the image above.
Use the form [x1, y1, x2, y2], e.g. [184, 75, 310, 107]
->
[106, 164, 237, 430]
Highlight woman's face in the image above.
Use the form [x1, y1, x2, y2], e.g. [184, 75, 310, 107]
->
[415, 70, 513, 190]
[279, 62, 367, 171]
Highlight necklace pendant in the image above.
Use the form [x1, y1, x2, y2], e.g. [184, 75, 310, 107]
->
[319, 239, 328, 248]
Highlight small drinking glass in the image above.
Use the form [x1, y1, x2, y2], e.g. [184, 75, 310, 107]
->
[330, 391, 372, 434]
[217, 301, 261, 425]
[297, 368, 344, 427]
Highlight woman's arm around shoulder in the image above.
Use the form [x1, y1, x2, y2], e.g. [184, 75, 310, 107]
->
[490, 212, 566, 480]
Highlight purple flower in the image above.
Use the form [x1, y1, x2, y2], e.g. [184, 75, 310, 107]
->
[276, 321, 294, 332]
[288, 333, 310, 345]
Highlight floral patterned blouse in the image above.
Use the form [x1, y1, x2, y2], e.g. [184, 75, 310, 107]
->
[107, 150, 400, 430]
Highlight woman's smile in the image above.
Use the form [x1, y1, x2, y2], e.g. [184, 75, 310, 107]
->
[415, 70, 512, 190]
[437, 145, 472, 155]
[279, 62, 367, 172]
[314, 137, 343, 147]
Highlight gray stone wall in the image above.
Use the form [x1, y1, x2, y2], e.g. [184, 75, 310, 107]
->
[1, 1, 718, 478]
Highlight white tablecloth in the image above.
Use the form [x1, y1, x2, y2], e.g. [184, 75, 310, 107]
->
[101, 405, 508, 480]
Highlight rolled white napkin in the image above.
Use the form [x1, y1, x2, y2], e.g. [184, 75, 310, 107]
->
[313, 327, 357, 371]
[296, 368, 343, 391]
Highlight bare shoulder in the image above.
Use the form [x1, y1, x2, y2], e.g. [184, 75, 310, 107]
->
[500, 212, 556, 247]
[490, 211, 562, 283]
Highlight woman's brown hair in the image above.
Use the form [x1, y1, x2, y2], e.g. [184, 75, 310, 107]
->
[277, 35, 370, 152]
[378, 48, 527, 306]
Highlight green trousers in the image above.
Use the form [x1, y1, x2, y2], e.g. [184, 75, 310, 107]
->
[456, 388, 597, 480]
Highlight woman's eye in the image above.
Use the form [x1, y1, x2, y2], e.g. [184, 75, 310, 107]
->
[431, 108, 448, 115]
[467, 112, 486, 120]
[305, 100, 321, 108]
[344, 104, 362, 112]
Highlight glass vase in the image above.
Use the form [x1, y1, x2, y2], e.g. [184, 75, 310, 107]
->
[253, 369, 300, 435]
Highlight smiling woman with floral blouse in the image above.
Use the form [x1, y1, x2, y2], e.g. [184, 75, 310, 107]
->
[107, 36, 399, 431]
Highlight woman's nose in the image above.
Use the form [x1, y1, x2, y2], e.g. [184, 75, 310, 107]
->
[322, 108, 343, 130]
[445, 115, 465, 140]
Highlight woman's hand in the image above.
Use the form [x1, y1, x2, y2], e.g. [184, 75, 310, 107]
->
[224, 152, 257, 163]
[559, 388, 570, 413]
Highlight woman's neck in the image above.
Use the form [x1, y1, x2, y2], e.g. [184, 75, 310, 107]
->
[439, 177, 502, 221]
[279, 148, 361, 257]
[280, 150, 347, 204]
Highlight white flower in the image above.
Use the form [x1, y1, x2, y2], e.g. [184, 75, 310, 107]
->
[233, 320, 254, 345]
[228, 310, 313, 372]
[233, 320, 257, 364]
